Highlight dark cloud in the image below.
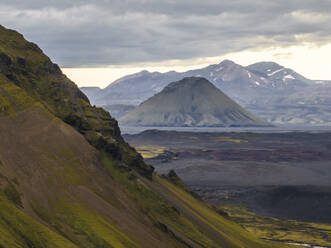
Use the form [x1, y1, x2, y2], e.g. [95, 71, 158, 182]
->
[0, 0, 330, 67]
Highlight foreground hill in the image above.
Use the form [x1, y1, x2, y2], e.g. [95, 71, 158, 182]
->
[0, 25, 287, 247]
[119, 77, 268, 127]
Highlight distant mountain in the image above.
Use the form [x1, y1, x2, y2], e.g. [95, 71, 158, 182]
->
[103, 104, 136, 119]
[79, 86, 101, 103]
[245, 61, 312, 88]
[82, 60, 313, 107]
[86, 70, 183, 105]
[81, 60, 331, 126]
[186, 60, 312, 106]
[119, 77, 269, 127]
[283, 82, 331, 105]
[254, 82, 331, 125]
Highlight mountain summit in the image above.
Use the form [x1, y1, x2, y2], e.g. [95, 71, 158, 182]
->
[119, 77, 268, 127]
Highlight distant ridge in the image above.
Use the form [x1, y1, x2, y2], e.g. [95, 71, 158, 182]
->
[81, 59, 313, 107]
[81, 60, 331, 126]
[119, 77, 269, 127]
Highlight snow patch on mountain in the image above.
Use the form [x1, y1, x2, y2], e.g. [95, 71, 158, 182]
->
[283, 75, 295, 81]
[268, 68, 284, 76]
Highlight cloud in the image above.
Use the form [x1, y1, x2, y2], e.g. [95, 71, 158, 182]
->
[0, 0, 331, 67]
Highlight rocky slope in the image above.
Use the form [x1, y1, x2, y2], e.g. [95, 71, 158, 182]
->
[0, 24, 287, 248]
[119, 77, 268, 127]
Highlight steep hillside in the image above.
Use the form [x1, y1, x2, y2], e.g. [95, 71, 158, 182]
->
[0, 25, 288, 247]
[0, 24, 152, 178]
[119, 77, 268, 127]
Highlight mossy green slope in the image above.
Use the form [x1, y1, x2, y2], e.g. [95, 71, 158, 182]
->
[0, 24, 290, 248]
[0, 193, 78, 248]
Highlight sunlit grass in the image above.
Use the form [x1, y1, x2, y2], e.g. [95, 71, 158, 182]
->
[134, 145, 166, 159]
[212, 136, 247, 143]
[219, 205, 331, 247]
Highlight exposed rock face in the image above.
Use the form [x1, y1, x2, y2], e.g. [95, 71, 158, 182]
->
[0, 52, 12, 74]
[119, 77, 268, 127]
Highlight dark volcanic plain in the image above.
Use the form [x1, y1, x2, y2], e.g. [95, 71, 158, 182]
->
[124, 130, 331, 223]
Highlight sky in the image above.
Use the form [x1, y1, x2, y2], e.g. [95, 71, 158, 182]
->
[1, 0, 331, 87]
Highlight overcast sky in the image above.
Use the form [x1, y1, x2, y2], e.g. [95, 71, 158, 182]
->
[1, 0, 331, 86]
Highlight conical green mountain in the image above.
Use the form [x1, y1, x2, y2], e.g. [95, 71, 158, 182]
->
[0, 24, 286, 248]
[120, 77, 268, 127]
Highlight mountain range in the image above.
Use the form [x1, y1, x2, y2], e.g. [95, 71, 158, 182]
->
[0, 24, 290, 248]
[81, 60, 331, 126]
[119, 77, 268, 127]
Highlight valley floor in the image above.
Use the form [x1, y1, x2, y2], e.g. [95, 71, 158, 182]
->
[124, 130, 331, 247]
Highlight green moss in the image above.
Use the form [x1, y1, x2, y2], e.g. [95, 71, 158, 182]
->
[101, 152, 223, 248]
[100, 151, 290, 247]
[162, 170, 201, 200]
[33, 198, 139, 248]
[165, 170, 187, 189]
[132, 145, 166, 159]
[157, 177, 288, 248]
[219, 205, 331, 247]
[0, 75, 43, 116]
[28, 192, 140, 248]
[0, 193, 77, 248]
